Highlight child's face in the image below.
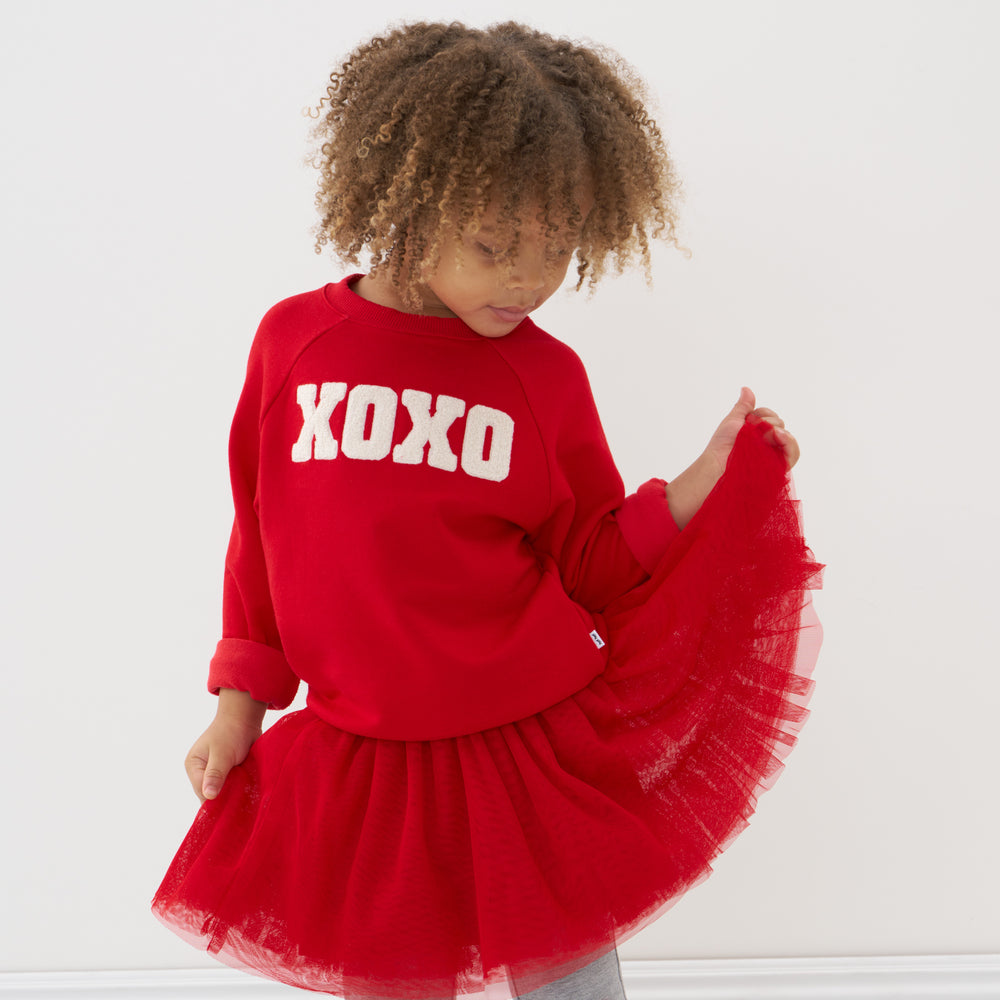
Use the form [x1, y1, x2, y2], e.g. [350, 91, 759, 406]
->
[418, 196, 592, 339]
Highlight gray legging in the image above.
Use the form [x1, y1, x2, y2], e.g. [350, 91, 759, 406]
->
[513, 949, 626, 1000]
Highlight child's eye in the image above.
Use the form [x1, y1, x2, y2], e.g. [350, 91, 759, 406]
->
[475, 242, 500, 258]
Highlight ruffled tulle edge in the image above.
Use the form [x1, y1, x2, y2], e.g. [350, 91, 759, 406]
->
[571, 427, 824, 974]
[153, 898, 518, 999]
[599, 597, 821, 919]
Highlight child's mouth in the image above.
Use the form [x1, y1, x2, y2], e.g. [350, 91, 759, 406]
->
[489, 305, 532, 323]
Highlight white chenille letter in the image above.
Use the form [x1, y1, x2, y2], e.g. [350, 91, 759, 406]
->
[291, 382, 346, 462]
[461, 405, 514, 482]
[341, 384, 398, 461]
[393, 390, 466, 471]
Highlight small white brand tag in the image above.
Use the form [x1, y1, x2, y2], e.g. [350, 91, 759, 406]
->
[589, 630, 606, 650]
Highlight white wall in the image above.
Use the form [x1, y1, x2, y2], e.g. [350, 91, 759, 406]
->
[2, 0, 997, 974]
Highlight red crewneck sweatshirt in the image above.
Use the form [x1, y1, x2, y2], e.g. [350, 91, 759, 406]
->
[207, 277, 680, 740]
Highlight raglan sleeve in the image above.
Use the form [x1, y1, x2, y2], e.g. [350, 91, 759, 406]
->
[529, 346, 681, 613]
[206, 329, 300, 709]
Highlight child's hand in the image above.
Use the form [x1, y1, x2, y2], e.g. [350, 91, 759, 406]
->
[184, 689, 267, 802]
[666, 388, 799, 529]
[704, 387, 800, 475]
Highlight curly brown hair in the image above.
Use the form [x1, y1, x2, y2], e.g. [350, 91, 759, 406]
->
[310, 21, 684, 305]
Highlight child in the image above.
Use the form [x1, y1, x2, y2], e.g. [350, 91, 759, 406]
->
[153, 21, 822, 1000]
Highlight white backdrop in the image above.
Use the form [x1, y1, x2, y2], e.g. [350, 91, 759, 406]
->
[2, 0, 998, 974]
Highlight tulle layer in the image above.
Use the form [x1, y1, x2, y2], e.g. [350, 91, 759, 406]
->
[152, 421, 822, 999]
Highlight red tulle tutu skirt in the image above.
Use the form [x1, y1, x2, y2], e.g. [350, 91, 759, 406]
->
[153, 421, 822, 999]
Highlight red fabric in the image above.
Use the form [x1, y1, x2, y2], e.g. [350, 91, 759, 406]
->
[156, 280, 823, 999]
[614, 479, 676, 575]
[208, 639, 298, 711]
[206, 277, 676, 739]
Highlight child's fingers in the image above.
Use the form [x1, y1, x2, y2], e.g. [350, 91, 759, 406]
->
[184, 736, 234, 802]
[200, 750, 232, 801]
[782, 428, 800, 467]
[747, 406, 784, 429]
[731, 386, 756, 418]
[184, 745, 210, 803]
[771, 426, 800, 468]
[744, 404, 798, 467]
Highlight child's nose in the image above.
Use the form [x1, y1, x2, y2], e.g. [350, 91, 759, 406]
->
[508, 249, 546, 291]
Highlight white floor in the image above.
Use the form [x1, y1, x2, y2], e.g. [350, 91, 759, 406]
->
[2, 956, 999, 999]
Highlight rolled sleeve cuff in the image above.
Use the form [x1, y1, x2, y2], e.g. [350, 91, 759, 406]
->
[208, 638, 300, 710]
[615, 478, 681, 575]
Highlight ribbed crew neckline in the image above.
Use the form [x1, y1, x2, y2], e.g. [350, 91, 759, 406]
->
[323, 274, 522, 342]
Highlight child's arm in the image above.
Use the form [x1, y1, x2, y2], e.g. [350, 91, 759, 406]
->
[184, 688, 267, 802]
[184, 315, 305, 803]
[667, 388, 800, 529]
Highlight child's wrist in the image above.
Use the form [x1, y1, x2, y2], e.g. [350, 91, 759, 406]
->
[216, 687, 268, 727]
[666, 452, 723, 530]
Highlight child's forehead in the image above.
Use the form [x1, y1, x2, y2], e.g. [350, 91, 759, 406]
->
[456, 184, 595, 232]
